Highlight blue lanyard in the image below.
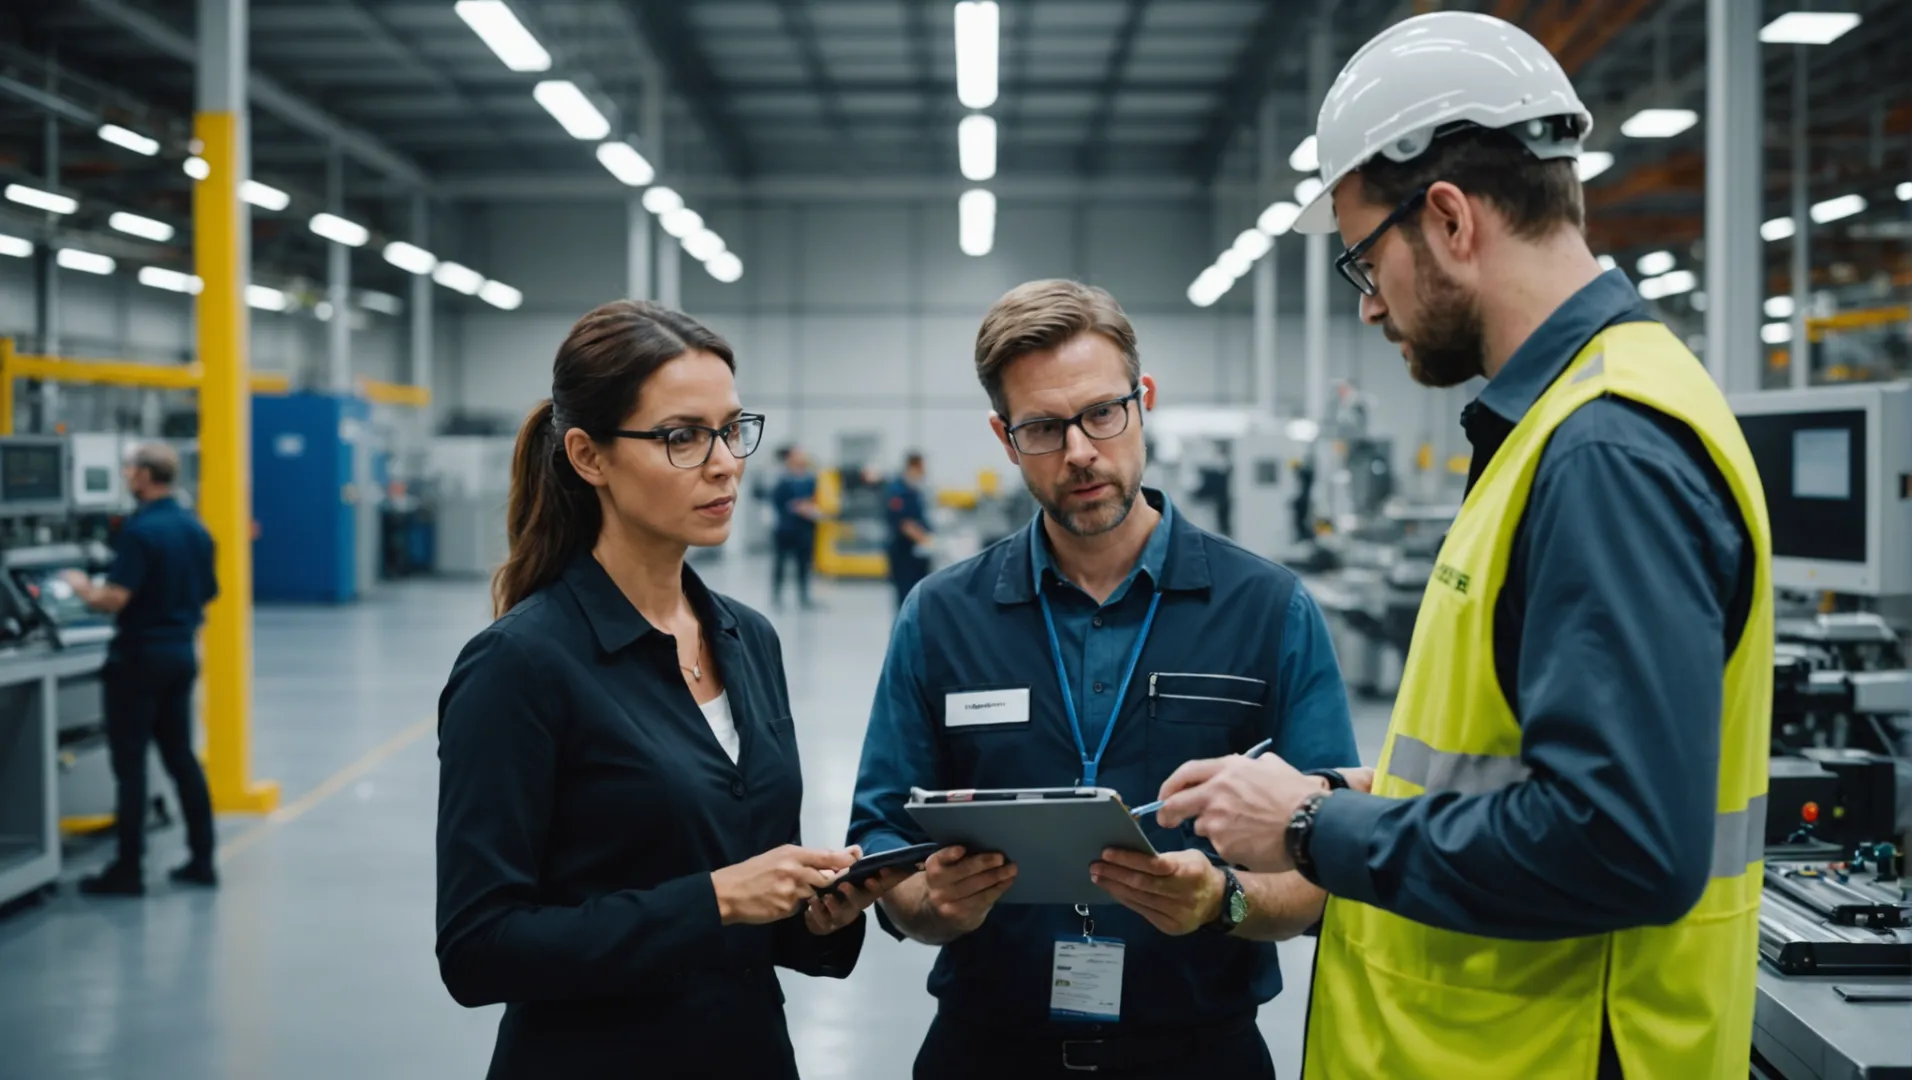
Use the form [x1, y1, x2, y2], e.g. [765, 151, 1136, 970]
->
[1038, 587, 1162, 788]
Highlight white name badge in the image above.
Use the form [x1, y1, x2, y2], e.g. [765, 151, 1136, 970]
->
[944, 688, 1030, 728]
[1051, 937, 1125, 1022]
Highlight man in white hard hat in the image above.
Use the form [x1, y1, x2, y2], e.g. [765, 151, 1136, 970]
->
[1155, 12, 1772, 1079]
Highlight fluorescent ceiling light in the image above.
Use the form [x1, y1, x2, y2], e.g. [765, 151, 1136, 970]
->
[1187, 266, 1232, 308]
[1285, 418, 1320, 442]
[56, 249, 114, 275]
[958, 114, 997, 182]
[247, 284, 288, 311]
[660, 207, 703, 240]
[382, 241, 437, 275]
[242, 180, 290, 211]
[1217, 248, 1253, 280]
[1576, 151, 1614, 182]
[1637, 269, 1697, 300]
[706, 251, 743, 283]
[1759, 12, 1861, 45]
[1636, 250, 1676, 277]
[108, 211, 175, 243]
[183, 157, 210, 181]
[1596, 254, 1618, 271]
[479, 280, 523, 311]
[6, 184, 76, 215]
[137, 267, 201, 294]
[596, 142, 655, 187]
[1809, 193, 1866, 223]
[0, 234, 31, 259]
[432, 261, 485, 295]
[1899, 182, 1912, 202]
[1258, 201, 1301, 237]
[958, 188, 995, 257]
[1620, 108, 1698, 139]
[97, 124, 159, 156]
[954, 1, 1000, 110]
[1232, 228, 1272, 262]
[682, 228, 726, 262]
[1762, 216, 1796, 241]
[1294, 177, 1324, 204]
[454, 0, 551, 71]
[533, 80, 610, 140]
[642, 186, 683, 216]
[1764, 296, 1795, 319]
[1289, 135, 1318, 174]
[309, 212, 370, 247]
[359, 290, 403, 316]
[314, 301, 335, 322]
[1761, 322, 1793, 345]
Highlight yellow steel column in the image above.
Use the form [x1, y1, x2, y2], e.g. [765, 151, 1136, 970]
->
[195, 15, 279, 812]
[0, 338, 14, 436]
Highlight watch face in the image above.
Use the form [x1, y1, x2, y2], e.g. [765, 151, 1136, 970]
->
[1228, 888, 1249, 923]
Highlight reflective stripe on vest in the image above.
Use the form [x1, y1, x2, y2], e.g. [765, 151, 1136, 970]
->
[1388, 735, 1768, 879]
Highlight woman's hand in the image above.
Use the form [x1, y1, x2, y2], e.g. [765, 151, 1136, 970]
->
[803, 867, 913, 936]
[711, 845, 860, 926]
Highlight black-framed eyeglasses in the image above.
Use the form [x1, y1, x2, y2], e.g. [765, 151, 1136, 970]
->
[1003, 389, 1142, 456]
[1334, 184, 1431, 297]
[614, 413, 766, 468]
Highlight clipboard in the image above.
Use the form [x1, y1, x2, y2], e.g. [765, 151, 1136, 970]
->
[904, 786, 1160, 906]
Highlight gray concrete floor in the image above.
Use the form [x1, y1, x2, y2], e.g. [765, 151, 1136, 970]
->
[0, 555, 1391, 1080]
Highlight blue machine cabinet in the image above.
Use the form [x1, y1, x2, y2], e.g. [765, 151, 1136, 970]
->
[251, 393, 370, 603]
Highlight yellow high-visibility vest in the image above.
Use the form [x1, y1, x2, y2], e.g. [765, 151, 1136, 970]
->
[1304, 321, 1773, 1079]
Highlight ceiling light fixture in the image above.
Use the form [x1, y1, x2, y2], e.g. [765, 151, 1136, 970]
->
[1294, 177, 1324, 204]
[1258, 201, 1301, 237]
[642, 185, 683, 216]
[1187, 266, 1232, 308]
[1809, 193, 1867, 223]
[247, 284, 289, 311]
[596, 142, 655, 187]
[1620, 108, 1698, 139]
[309, 212, 370, 247]
[1759, 12, 1861, 45]
[959, 188, 995, 257]
[1764, 296, 1795, 320]
[138, 267, 202, 294]
[432, 261, 486, 296]
[97, 124, 159, 156]
[1289, 135, 1318, 174]
[183, 157, 210, 181]
[242, 180, 291, 211]
[359, 291, 404, 316]
[958, 114, 997, 182]
[660, 207, 704, 240]
[1232, 228, 1272, 262]
[1899, 182, 1912, 202]
[108, 211, 176, 243]
[382, 241, 437, 275]
[6, 184, 77, 215]
[479, 280, 523, 311]
[1576, 151, 1615, 182]
[682, 228, 726, 262]
[533, 80, 611, 140]
[1761, 322, 1793, 345]
[56, 249, 115, 275]
[1636, 250, 1676, 277]
[0, 234, 31, 259]
[453, 0, 551, 72]
[1637, 269, 1697, 300]
[1596, 254, 1618, 271]
[706, 251, 744, 283]
[1761, 217, 1796, 242]
[954, 1, 1000, 110]
[1217, 248, 1253, 280]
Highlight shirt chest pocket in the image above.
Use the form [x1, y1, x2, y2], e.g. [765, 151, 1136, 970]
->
[1147, 672, 1269, 778]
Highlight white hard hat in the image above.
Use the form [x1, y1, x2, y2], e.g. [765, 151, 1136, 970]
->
[1293, 11, 1592, 235]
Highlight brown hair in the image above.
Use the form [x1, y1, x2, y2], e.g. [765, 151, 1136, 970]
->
[492, 300, 735, 616]
[973, 279, 1139, 420]
[1356, 126, 1584, 241]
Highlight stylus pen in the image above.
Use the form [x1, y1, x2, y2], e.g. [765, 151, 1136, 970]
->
[1129, 737, 1276, 818]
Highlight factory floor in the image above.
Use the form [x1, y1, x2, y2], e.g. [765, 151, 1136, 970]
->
[0, 554, 1392, 1080]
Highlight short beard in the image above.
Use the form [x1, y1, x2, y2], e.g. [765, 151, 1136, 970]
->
[1034, 466, 1141, 538]
[1385, 237, 1486, 389]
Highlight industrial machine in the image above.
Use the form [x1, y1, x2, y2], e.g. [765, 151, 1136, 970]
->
[251, 392, 375, 603]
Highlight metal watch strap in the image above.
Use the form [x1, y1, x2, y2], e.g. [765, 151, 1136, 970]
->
[1287, 791, 1331, 884]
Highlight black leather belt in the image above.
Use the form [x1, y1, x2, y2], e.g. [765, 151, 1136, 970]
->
[941, 1014, 1258, 1074]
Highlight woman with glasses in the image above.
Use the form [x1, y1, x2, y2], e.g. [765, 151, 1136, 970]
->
[434, 300, 905, 1078]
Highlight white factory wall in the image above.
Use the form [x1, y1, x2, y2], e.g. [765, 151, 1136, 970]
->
[445, 198, 1476, 486]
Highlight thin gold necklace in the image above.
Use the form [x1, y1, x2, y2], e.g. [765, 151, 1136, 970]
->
[679, 631, 706, 682]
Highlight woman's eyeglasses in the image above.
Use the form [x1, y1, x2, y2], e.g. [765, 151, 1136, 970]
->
[614, 414, 766, 469]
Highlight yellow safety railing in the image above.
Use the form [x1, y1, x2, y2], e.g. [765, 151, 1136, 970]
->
[1806, 305, 1909, 342]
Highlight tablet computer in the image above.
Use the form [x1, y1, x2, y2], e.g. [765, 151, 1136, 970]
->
[903, 787, 1159, 906]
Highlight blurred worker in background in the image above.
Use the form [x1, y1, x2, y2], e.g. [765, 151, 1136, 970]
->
[850, 280, 1356, 1079]
[1156, 13, 1771, 1080]
[66, 442, 219, 896]
[435, 301, 897, 1078]
[884, 451, 932, 609]
[769, 443, 821, 609]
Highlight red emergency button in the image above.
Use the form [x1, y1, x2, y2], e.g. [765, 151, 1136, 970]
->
[1801, 802, 1820, 824]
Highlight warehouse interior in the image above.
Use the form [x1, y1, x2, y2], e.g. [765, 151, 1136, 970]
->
[0, 0, 1907, 1077]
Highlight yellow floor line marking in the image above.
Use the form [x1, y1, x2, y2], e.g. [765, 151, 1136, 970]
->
[216, 716, 436, 864]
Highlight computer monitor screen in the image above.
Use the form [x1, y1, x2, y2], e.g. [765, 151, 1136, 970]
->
[83, 466, 111, 494]
[1, 443, 63, 504]
[15, 568, 109, 630]
[1739, 409, 1867, 563]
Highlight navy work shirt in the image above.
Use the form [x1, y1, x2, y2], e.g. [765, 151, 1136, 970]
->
[884, 477, 929, 557]
[769, 473, 818, 543]
[1311, 268, 1755, 938]
[848, 490, 1357, 1030]
[107, 495, 217, 659]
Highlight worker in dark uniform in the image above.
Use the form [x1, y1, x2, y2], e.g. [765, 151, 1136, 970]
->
[884, 452, 932, 610]
[66, 441, 219, 896]
[768, 444, 820, 609]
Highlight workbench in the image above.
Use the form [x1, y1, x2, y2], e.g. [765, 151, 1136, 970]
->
[1756, 968, 1912, 1079]
[0, 643, 107, 908]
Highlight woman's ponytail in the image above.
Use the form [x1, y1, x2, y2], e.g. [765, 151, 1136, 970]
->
[491, 399, 601, 616]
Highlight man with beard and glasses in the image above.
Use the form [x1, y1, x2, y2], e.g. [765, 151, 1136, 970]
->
[847, 279, 1358, 1078]
[1152, 13, 1771, 1080]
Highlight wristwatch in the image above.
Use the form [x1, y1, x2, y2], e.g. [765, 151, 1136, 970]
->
[1304, 767, 1349, 791]
[1286, 791, 1332, 885]
[1205, 864, 1248, 935]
